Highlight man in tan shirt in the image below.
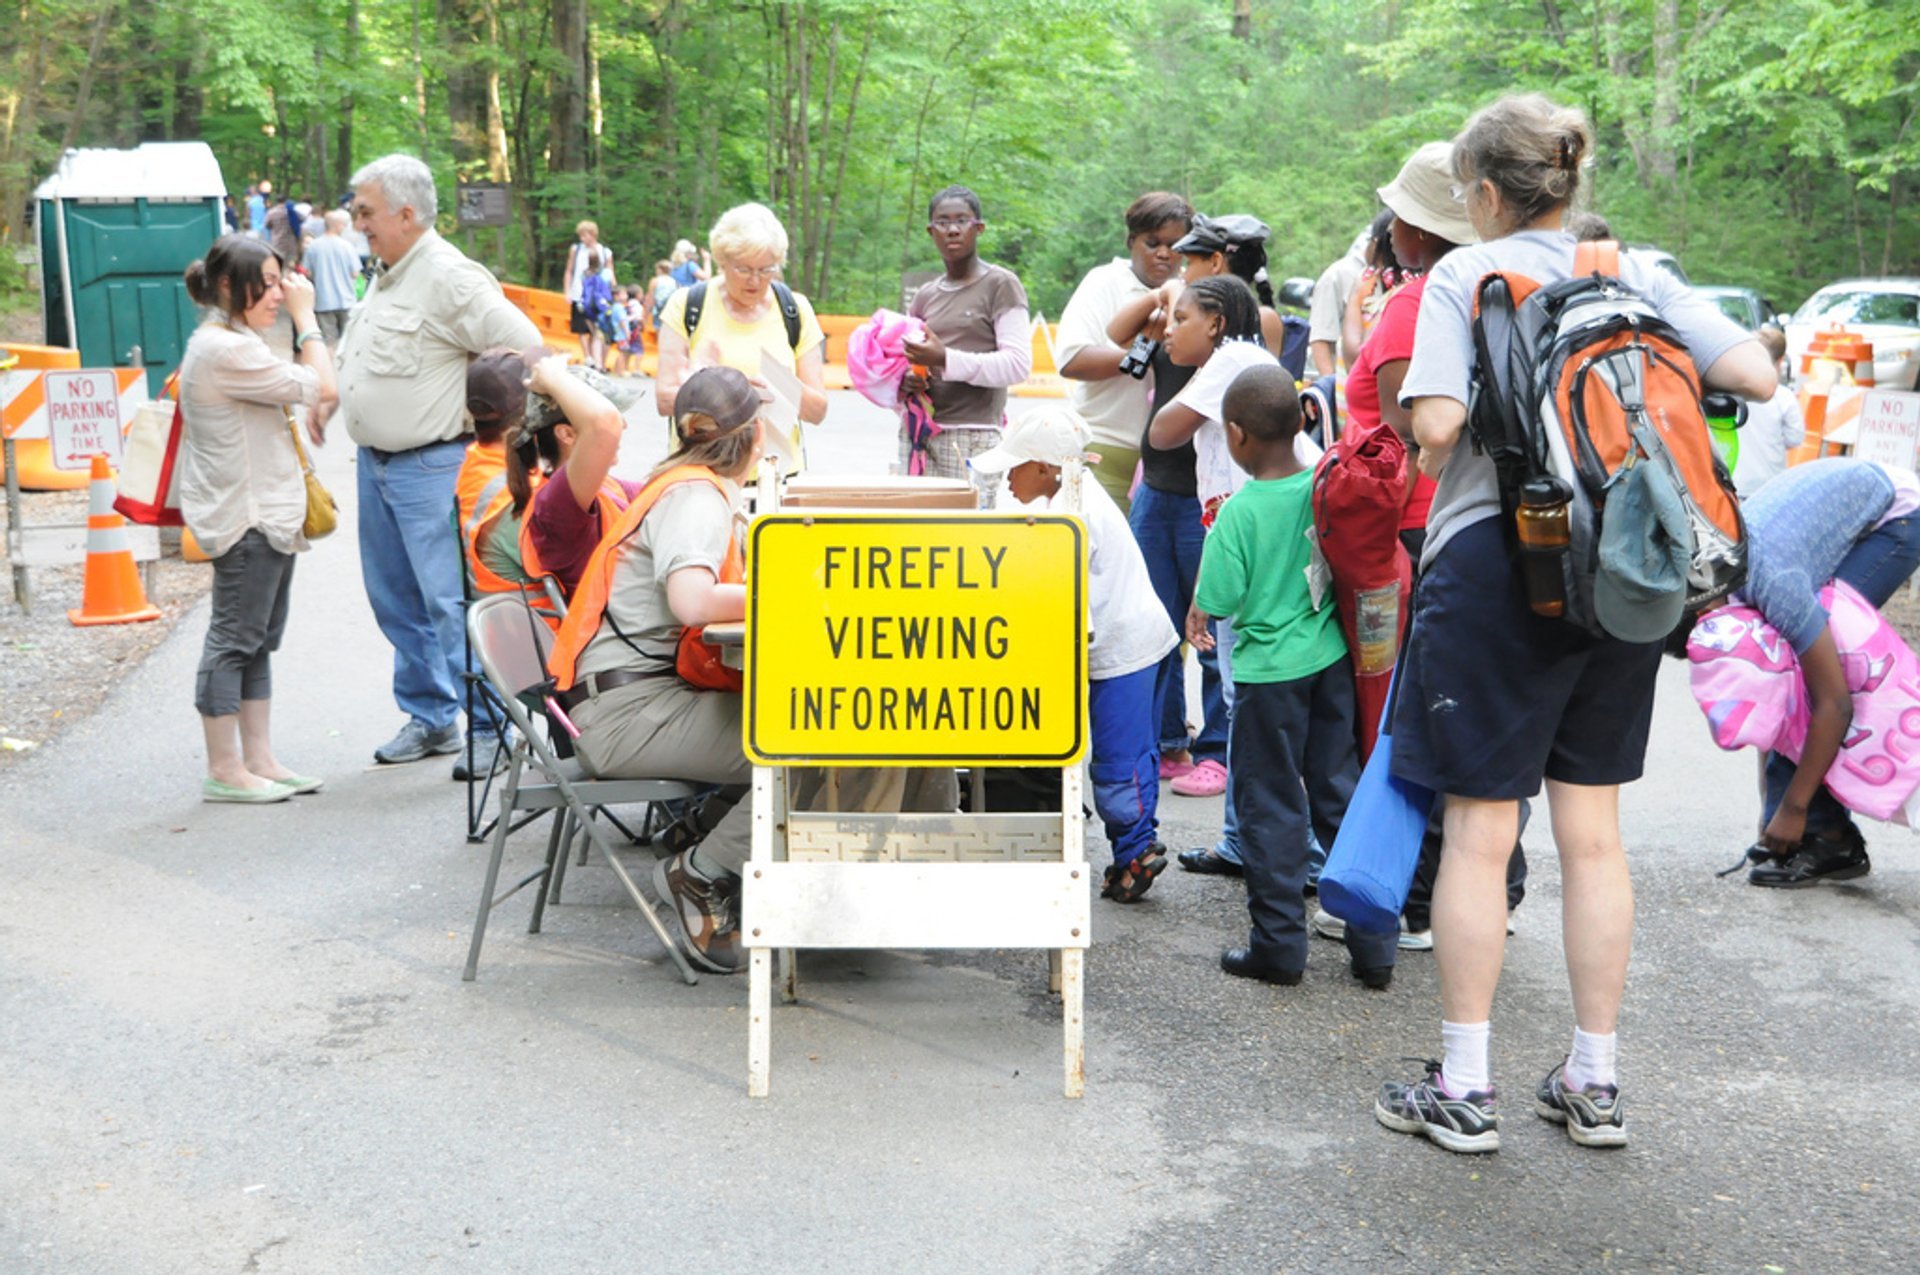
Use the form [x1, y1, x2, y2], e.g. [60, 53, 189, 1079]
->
[315, 154, 542, 773]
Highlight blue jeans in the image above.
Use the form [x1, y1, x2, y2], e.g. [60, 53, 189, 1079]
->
[1762, 514, 1920, 837]
[357, 440, 484, 732]
[1129, 483, 1227, 763]
[1088, 665, 1160, 867]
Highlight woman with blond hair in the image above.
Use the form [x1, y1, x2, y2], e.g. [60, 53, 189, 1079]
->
[654, 203, 828, 462]
[1372, 93, 1775, 1155]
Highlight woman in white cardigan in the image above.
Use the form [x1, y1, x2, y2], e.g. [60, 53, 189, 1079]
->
[177, 234, 337, 802]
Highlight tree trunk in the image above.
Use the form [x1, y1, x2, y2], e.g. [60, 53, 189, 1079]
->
[483, 0, 510, 181]
[335, 0, 358, 193]
[411, 0, 430, 154]
[0, 2, 45, 246]
[546, 0, 590, 283]
[58, 0, 115, 156]
[814, 18, 873, 306]
[1646, 0, 1680, 183]
[1231, 0, 1251, 39]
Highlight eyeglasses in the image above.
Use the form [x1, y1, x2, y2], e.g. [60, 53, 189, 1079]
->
[929, 217, 982, 232]
[729, 263, 782, 280]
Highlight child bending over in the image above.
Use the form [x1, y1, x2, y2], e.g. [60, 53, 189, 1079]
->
[974, 406, 1179, 900]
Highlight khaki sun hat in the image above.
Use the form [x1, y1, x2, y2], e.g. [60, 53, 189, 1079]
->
[1377, 142, 1479, 248]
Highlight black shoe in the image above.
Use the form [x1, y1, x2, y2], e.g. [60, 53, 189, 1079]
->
[1748, 828, 1870, 889]
[1178, 847, 1244, 877]
[1351, 961, 1394, 991]
[1220, 947, 1301, 985]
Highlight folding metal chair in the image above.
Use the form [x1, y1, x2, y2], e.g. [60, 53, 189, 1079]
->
[453, 499, 516, 842]
[462, 591, 704, 985]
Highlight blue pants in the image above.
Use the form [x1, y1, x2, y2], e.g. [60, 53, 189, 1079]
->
[1129, 483, 1227, 763]
[1089, 666, 1160, 868]
[1232, 662, 1395, 971]
[1762, 514, 1920, 838]
[357, 440, 486, 732]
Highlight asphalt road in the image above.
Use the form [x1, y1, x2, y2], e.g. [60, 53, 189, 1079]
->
[3, 389, 1917, 1274]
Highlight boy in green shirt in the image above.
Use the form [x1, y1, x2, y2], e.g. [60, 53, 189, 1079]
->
[1190, 365, 1397, 989]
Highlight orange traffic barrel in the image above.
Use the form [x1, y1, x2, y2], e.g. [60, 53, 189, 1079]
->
[68, 454, 163, 626]
[1789, 325, 1876, 466]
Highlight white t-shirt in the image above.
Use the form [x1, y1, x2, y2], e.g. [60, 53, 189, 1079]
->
[1173, 340, 1322, 525]
[999, 476, 1177, 681]
[1055, 258, 1153, 452]
[1731, 385, 1806, 498]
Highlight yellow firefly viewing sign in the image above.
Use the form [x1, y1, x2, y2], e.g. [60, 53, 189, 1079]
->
[744, 513, 1087, 765]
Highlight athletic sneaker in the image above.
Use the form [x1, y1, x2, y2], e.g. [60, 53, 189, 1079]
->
[651, 851, 742, 974]
[1534, 1061, 1627, 1148]
[1397, 913, 1513, 952]
[1375, 1059, 1500, 1154]
[1311, 908, 1347, 941]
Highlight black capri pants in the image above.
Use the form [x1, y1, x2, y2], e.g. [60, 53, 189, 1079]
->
[195, 528, 296, 717]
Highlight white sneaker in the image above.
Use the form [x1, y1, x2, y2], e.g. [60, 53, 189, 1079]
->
[1397, 912, 1515, 951]
[1310, 908, 1346, 941]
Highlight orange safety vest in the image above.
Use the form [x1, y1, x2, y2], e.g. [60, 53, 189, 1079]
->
[520, 474, 632, 598]
[547, 465, 743, 692]
[455, 442, 529, 596]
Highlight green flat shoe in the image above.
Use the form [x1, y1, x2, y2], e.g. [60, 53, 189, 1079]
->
[273, 774, 326, 795]
[203, 778, 292, 804]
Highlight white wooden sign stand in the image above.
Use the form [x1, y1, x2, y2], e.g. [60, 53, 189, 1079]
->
[742, 461, 1090, 1099]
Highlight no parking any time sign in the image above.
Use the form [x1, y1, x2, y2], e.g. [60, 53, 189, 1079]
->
[744, 513, 1087, 766]
[45, 370, 124, 470]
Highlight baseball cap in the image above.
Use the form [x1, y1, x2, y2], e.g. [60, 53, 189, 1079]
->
[1594, 450, 1691, 643]
[1378, 141, 1478, 248]
[967, 407, 1093, 475]
[1172, 212, 1272, 256]
[673, 364, 799, 473]
[466, 345, 548, 426]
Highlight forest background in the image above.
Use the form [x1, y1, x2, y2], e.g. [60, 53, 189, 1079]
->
[1, 0, 1914, 320]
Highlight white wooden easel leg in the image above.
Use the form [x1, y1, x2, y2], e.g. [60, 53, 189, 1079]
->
[749, 947, 772, 1097]
[1061, 948, 1084, 1098]
[1048, 949, 1063, 994]
[779, 948, 799, 1003]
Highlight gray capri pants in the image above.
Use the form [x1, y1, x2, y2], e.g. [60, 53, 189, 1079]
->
[195, 528, 296, 717]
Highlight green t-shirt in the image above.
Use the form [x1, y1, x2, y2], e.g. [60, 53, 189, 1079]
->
[1193, 471, 1346, 684]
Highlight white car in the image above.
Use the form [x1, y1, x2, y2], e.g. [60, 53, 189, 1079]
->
[1784, 280, 1920, 391]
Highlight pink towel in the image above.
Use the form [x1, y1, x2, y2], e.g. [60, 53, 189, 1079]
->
[848, 308, 940, 475]
[1688, 580, 1920, 824]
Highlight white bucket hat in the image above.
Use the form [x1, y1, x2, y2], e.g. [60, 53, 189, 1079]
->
[1377, 141, 1479, 248]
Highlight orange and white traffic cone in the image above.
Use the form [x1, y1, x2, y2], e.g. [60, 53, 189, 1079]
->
[68, 453, 162, 627]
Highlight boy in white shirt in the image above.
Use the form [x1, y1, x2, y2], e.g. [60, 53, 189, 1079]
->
[974, 407, 1180, 901]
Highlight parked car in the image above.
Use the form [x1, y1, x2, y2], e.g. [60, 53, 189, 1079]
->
[1626, 244, 1689, 285]
[1784, 280, 1920, 391]
[1694, 285, 1784, 333]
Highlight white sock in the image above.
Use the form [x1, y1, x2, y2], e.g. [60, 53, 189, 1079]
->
[1440, 1020, 1491, 1095]
[1565, 1027, 1617, 1091]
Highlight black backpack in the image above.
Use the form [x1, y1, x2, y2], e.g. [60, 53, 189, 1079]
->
[681, 280, 803, 351]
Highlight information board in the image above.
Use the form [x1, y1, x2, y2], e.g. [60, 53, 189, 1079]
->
[744, 513, 1087, 765]
[1851, 389, 1920, 472]
[45, 370, 124, 469]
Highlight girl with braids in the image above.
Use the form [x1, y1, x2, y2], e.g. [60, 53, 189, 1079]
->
[1168, 214, 1307, 375]
[546, 366, 771, 976]
[1373, 93, 1775, 1155]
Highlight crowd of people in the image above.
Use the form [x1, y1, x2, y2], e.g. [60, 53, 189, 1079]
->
[173, 88, 1915, 1159]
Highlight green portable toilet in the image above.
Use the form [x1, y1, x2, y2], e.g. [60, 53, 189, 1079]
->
[35, 142, 226, 395]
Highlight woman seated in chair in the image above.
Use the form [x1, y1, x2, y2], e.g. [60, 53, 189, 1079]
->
[460, 350, 638, 606]
[545, 367, 764, 975]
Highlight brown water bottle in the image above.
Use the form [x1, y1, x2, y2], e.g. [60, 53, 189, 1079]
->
[1515, 475, 1573, 618]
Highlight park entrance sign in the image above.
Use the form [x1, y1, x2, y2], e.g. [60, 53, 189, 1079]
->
[744, 513, 1088, 766]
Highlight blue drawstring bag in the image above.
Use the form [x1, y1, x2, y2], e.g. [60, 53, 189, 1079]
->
[1318, 666, 1435, 936]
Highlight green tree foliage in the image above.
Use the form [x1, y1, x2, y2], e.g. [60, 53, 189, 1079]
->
[2, 0, 1914, 317]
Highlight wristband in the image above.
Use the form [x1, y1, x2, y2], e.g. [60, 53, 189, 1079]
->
[295, 329, 324, 351]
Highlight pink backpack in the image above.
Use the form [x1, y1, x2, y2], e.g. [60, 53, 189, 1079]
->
[1688, 581, 1920, 824]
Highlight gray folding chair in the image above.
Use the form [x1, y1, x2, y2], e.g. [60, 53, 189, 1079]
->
[462, 592, 703, 985]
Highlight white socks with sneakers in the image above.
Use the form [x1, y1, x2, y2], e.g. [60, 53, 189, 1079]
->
[1440, 1020, 1492, 1095]
[1565, 1027, 1618, 1091]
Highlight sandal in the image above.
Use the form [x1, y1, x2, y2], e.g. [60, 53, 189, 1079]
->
[1101, 845, 1168, 903]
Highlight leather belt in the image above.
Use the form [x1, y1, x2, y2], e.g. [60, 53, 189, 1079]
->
[556, 666, 672, 711]
[366, 433, 475, 463]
